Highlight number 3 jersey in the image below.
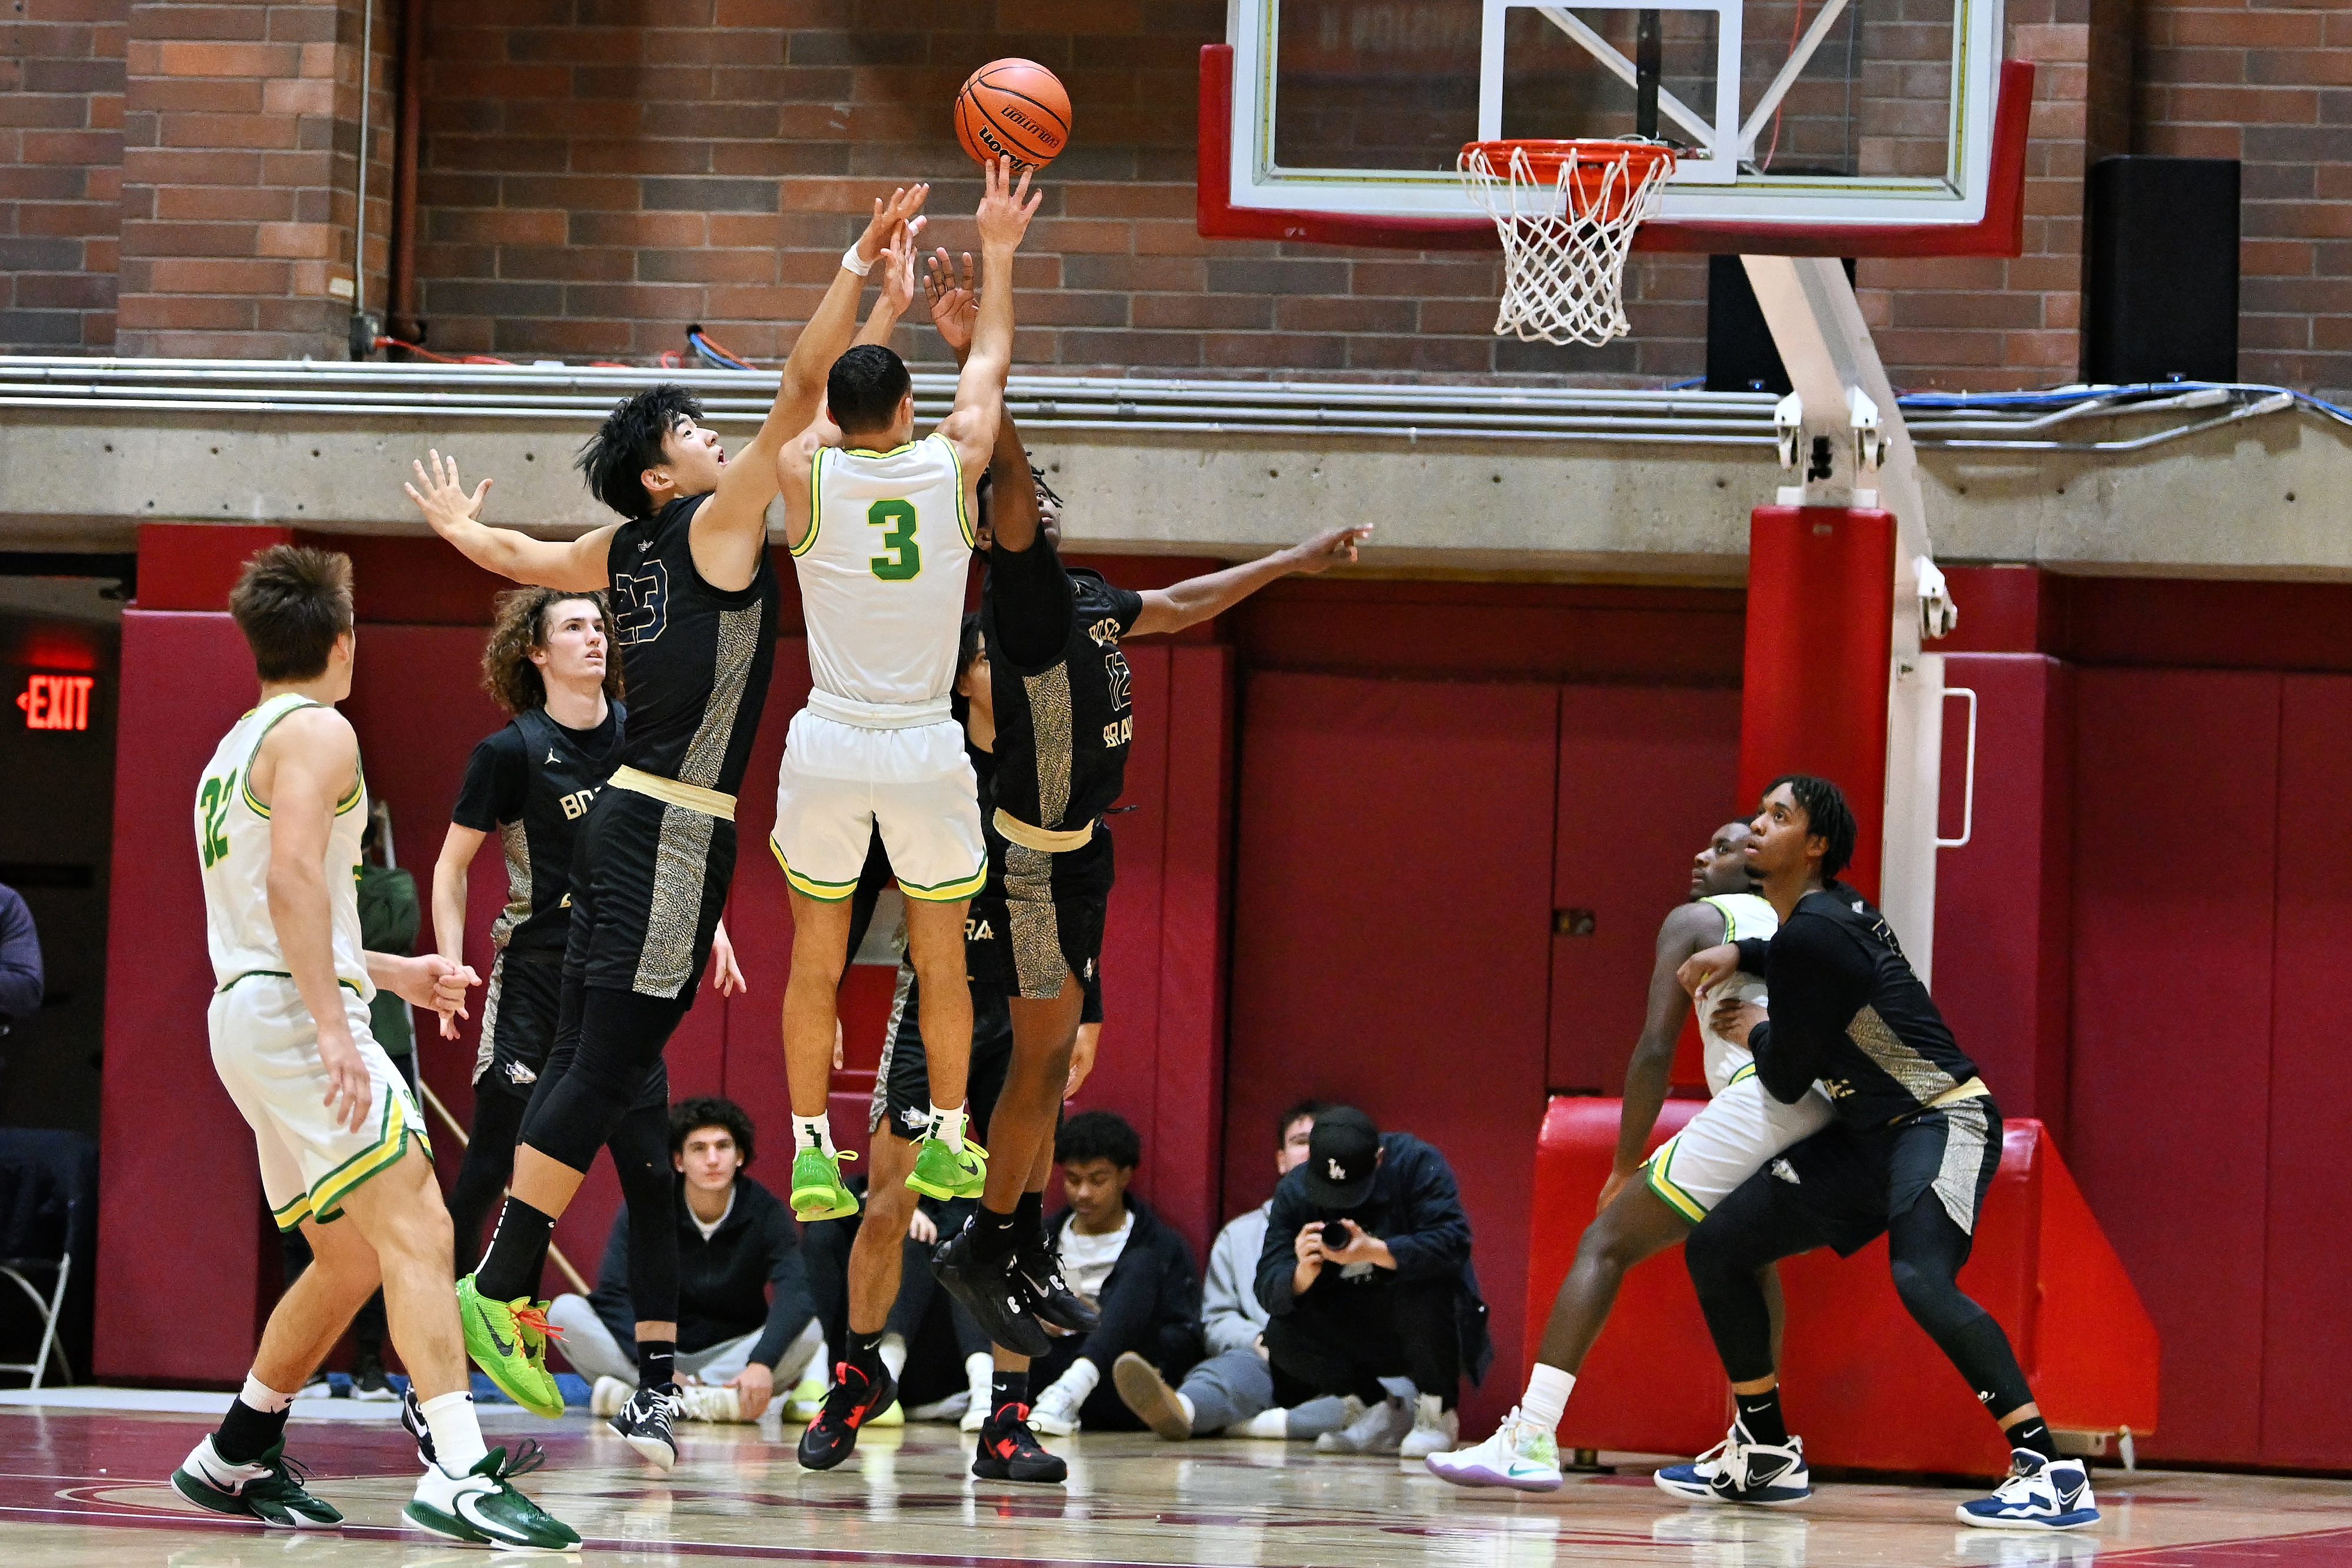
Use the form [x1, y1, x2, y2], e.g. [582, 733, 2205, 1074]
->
[195, 692, 373, 999]
[794, 433, 974, 713]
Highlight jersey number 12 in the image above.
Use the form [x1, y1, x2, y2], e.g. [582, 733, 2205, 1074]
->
[867, 499, 921, 581]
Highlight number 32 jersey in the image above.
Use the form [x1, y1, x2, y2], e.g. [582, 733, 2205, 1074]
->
[794, 433, 974, 710]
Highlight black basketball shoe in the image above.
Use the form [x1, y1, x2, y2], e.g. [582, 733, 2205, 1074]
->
[973, 1403, 1068, 1485]
[796, 1361, 897, 1472]
[611, 1383, 681, 1473]
[1013, 1234, 1098, 1335]
[933, 1219, 1051, 1358]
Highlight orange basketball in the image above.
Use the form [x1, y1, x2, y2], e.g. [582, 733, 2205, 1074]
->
[955, 58, 1071, 170]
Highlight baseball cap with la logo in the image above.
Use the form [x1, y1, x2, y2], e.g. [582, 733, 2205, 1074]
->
[1302, 1105, 1381, 1208]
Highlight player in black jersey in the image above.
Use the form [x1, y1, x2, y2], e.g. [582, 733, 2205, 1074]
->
[1662, 774, 2099, 1531]
[426, 588, 745, 1470]
[405, 185, 933, 1442]
[913, 250, 1369, 1474]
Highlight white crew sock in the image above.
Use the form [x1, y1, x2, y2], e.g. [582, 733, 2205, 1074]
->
[1044, 1356, 1100, 1407]
[965, 1352, 994, 1403]
[240, 1373, 295, 1414]
[1521, 1363, 1575, 1434]
[1240, 1406, 1289, 1439]
[929, 1102, 965, 1152]
[1175, 1389, 1197, 1428]
[793, 1114, 835, 1158]
[420, 1389, 490, 1476]
[878, 1332, 908, 1380]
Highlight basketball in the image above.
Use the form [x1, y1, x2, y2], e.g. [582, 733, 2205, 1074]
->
[955, 58, 1071, 170]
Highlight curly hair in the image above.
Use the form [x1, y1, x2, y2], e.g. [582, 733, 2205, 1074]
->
[1055, 1109, 1141, 1171]
[669, 1095, 757, 1166]
[480, 586, 622, 716]
[1765, 772, 1859, 882]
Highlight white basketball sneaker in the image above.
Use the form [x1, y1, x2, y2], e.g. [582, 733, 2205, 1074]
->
[1654, 1421, 1810, 1506]
[1398, 1394, 1460, 1459]
[1957, 1449, 2100, 1531]
[1425, 1406, 1564, 1492]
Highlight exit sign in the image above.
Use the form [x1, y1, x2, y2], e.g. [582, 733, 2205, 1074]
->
[18, 674, 95, 731]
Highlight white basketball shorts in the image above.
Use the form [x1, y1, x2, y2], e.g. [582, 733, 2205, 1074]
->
[208, 974, 430, 1231]
[1642, 1066, 1836, 1222]
[770, 708, 985, 904]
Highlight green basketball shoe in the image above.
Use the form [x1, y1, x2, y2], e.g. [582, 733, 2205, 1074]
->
[791, 1146, 861, 1221]
[456, 1273, 564, 1418]
[172, 1436, 345, 1527]
[906, 1136, 988, 1201]
[405, 1440, 581, 1551]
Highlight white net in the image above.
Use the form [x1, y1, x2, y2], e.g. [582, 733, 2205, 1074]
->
[1458, 141, 1677, 347]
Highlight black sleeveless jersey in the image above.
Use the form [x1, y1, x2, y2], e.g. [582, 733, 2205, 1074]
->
[451, 703, 626, 957]
[1738, 885, 1983, 1129]
[606, 492, 780, 797]
[980, 537, 1145, 835]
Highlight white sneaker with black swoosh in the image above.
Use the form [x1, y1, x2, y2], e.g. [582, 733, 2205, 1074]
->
[1655, 1421, 1810, 1506]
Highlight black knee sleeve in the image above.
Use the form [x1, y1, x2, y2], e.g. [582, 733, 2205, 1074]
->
[519, 986, 684, 1171]
[610, 1100, 679, 1324]
[1888, 1201, 2036, 1419]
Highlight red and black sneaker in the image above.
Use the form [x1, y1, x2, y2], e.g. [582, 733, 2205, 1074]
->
[796, 1360, 897, 1472]
[972, 1403, 1068, 1485]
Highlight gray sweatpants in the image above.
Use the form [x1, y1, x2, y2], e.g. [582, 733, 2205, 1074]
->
[1178, 1347, 1357, 1438]
[546, 1293, 820, 1389]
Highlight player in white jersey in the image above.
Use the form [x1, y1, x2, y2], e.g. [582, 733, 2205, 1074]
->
[172, 545, 577, 1550]
[769, 156, 1041, 1242]
[1428, 821, 1834, 1492]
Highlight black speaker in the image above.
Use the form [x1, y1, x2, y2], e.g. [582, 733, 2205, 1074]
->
[1705, 255, 1856, 393]
[2083, 156, 2239, 385]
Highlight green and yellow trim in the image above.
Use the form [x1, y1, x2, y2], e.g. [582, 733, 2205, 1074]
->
[898, 862, 986, 902]
[947, 440, 974, 547]
[218, 968, 365, 998]
[844, 440, 920, 459]
[1725, 1061, 1756, 1088]
[794, 448, 825, 557]
[335, 764, 366, 817]
[307, 1086, 432, 1226]
[771, 838, 858, 902]
[271, 1191, 314, 1233]
[1642, 1131, 1709, 1224]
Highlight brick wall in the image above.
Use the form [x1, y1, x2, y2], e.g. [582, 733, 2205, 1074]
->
[114, 0, 391, 358]
[6, 1, 2352, 397]
[1, 0, 128, 353]
[2136, 0, 2352, 395]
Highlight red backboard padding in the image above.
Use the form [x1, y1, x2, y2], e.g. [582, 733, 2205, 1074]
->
[1739, 507, 1895, 901]
[1530, 1096, 2158, 1475]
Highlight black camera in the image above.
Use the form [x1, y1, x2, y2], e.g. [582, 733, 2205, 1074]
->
[1320, 1220, 1351, 1251]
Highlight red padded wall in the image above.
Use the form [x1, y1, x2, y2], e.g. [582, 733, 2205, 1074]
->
[95, 611, 273, 1382]
[1932, 654, 2074, 1128]
[2070, 668, 2277, 1464]
[1224, 673, 1556, 1430]
[2263, 675, 2352, 1467]
[1548, 686, 1741, 1091]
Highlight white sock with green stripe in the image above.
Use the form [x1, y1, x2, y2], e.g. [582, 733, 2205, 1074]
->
[794, 1114, 835, 1159]
[1521, 1364, 1574, 1435]
[929, 1103, 966, 1152]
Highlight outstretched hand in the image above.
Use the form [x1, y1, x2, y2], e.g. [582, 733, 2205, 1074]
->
[1286, 524, 1372, 574]
[404, 449, 492, 537]
[974, 156, 1042, 250]
[874, 221, 920, 321]
[923, 248, 978, 355]
[856, 184, 930, 269]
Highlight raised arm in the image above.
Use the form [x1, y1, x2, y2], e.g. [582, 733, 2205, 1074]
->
[255, 707, 372, 1132]
[407, 450, 616, 591]
[1128, 524, 1371, 638]
[697, 185, 930, 556]
[1603, 900, 1726, 1207]
[937, 158, 1040, 483]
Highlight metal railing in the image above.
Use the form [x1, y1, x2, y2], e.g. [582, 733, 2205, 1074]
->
[0, 356, 2330, 454]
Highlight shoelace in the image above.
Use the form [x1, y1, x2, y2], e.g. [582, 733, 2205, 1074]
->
[509, 1302, 563, 1345]
[252, 1450, 315, 1493]
[491, 1439, 550, 1481]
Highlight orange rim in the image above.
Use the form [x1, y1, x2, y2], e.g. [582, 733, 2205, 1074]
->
[1462, 139, 1678, 222]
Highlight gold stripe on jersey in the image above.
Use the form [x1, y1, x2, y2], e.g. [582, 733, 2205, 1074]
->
[796, 448, 825, 558]
[335, 765, 366, 816]
[1642, 1131, 1708, 1223]
[607, 764, 736, 820]
[949, 443, 974, 547]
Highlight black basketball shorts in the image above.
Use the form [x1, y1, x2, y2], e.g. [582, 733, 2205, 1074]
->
[563, 785, 733, 1002]
[965, 827, 1114, 1002]
[1768, 1094, 2004, 1257]
[473, 949, 561, 1100]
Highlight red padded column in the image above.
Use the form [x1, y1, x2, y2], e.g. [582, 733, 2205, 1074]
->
[1739, 507, 1894, 899]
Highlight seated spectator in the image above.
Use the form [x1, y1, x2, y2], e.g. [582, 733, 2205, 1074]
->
[1252, 1105, 1492, 1458]
[547, 1097, 821, 1423]
[1025, 1111, 1204, 1436]
[799, 1174, 995, 1426]
[1113, 1099, 1365, 1441]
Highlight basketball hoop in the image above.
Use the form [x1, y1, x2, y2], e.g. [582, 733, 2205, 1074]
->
[1458, 139, 1678, 347]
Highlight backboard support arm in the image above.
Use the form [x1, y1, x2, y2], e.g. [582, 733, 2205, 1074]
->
[1740, 255, 1950, 984]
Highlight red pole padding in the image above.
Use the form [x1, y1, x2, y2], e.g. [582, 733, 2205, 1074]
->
[1738, 507, 1895, 901]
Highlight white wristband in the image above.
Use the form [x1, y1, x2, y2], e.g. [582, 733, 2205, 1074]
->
[841, 245, 874, 278]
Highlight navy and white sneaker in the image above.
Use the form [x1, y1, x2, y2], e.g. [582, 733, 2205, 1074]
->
[1655, 1422, 1810, 1506]
[610, 1383, 681, 1472]
[1958, 1449, 2100, 1531]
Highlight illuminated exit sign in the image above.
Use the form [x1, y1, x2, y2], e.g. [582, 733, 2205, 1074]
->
[18, 674, 95, 731]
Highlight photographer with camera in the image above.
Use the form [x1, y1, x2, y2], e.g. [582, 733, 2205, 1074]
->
[1254, 1105, 1490, 1458]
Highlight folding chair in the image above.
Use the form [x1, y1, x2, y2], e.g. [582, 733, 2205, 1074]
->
[0, 1194, 72, 1388]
